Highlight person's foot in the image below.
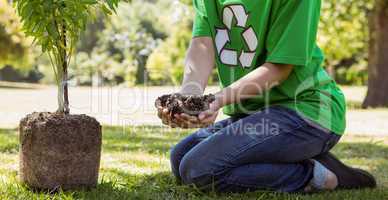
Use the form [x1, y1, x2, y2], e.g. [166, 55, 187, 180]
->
[304, 160, 338, 192]
[314, 152, 376, 189]
[324, 169, 338, 189]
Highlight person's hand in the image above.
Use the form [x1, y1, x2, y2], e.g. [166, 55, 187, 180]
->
[157, 105, 204, 129]
[197, 100, 221, 126]
[157, 92, 223, 129]
[173, 113, 204, 129]
[173, 94, 223, 128]
[157, 106, 179, 128]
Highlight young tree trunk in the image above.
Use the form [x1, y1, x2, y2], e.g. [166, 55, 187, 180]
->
[63, 52, 69, 114]
[363, 0, 388, 108]
[63, 24, 69, 114]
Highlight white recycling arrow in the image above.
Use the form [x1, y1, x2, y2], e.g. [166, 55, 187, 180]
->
[230, 5, 248, 27]
[239, 51, 256, 68]
[223, 5, 248, 30]
[220, 49, 238, 66]
[242, 27, 258, 51]
[223, 7, 234, 30]
[215, 28, 229, 54]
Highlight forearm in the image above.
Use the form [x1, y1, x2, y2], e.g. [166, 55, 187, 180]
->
[215, 63, 293, 106]
[180, 37, 215, 95]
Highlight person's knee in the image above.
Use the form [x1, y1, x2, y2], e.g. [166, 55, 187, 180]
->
[169, 145, 179, 166]
[170, 144, 184, 179]
[179, 153, 213, 188]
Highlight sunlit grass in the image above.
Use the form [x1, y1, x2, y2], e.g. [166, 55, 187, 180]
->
[0, 127, 387, 199]
[0, 128, 18, 153]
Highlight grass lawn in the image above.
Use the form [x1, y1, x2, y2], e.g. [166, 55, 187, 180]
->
[0, 126, 387, 200]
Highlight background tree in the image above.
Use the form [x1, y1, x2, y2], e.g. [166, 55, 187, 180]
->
[73, 0, 169, 86]
[146, 0, 193, 85]
[146, 20, 192, 85]
[97, 2, 163, 85]
[363, 0, 388, 108]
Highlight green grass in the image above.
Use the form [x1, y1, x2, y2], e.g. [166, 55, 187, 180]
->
[0, 127, 387, 200]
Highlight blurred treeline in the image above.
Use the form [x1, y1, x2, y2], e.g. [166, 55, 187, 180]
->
[0, 0, 374, 86]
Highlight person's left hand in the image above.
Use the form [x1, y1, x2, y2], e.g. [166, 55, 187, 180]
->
[173, 98, 222, 128]
[173, 113, 202, 129]
[197, 100, 221, 126]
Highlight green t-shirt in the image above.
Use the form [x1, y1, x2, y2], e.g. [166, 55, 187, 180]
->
[192, 0, 346, 135]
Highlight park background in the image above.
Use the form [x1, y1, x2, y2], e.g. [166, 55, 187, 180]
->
[1, 0, 388, 199]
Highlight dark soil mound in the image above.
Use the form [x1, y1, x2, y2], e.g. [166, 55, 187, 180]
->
[155, 93, 215, 116]
[19, 112, 102, 190]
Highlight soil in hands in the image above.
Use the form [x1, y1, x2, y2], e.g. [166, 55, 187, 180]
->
[19, 112, 102, 190]
[155, 93, 215, 117]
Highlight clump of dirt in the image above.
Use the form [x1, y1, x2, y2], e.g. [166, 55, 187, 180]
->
[19, 112, 102, 190]
[155, 93, 215, 116]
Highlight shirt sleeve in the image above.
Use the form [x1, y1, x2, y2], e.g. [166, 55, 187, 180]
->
[192, 0, 211, 37]
[265, 0, 321, 66]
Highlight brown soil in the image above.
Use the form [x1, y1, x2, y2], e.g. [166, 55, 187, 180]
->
[19, 112, 102, 190]
[155, 93, 215, 116]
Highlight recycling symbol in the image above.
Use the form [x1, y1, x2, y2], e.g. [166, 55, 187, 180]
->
[215, 5, 258, 68]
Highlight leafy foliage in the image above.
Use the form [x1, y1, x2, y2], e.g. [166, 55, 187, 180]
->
[97, 2, 162, 85]
[318, 0, 374, 84]
[15, 0, 120, 54]
[0, 0, 30, 69]
[147, 22, 192, 85]
[146, 1, 193, 85]
[14, 0, 121, 112]
[72, 0, 170, 86]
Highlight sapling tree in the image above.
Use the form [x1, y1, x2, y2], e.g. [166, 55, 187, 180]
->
[14, 0, 122, 113]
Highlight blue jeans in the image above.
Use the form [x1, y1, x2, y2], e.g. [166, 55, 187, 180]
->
[170, 106, 341, 193]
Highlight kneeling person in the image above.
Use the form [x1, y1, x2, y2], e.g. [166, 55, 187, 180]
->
[157, 0, 376, 193]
